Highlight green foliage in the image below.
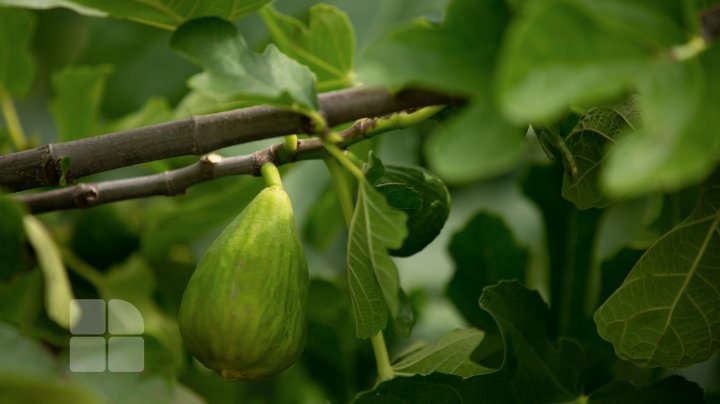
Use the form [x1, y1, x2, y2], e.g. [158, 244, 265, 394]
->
[0, 7, 35, 96]
[595, 173, 720, 368]
[170, 17, 318, 111]
[261, 4, 355, 91]
[347, 155, 409, 338]
[50, 65, 114, 141]
[1, 0, 720, 401]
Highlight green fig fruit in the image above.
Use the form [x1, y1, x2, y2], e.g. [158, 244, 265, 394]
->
[178, 167, 309, 380]
[373, 165, 451, 257]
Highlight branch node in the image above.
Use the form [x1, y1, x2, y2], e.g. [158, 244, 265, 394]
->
[74, 184, 99, 208]
[40, 144, 61, 186]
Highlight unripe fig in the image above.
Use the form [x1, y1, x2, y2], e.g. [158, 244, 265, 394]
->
[374, 165, 451, 257]
[178, 164, 309, 380]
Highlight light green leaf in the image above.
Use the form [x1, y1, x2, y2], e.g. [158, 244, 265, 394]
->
[50, 64, 114, 142]
[425, 102, 526, 183]
[393, 328, 492, 378]
[603, 51, 720, 196]
[497, 0, 650, 122]
[23, 216, 79, 329]
[594, 174, 720, 368]
[347, 172, 408, 338]
[261, 4, 355, 91]
[0, 0, 103, 16]
[358, 0, 509, 97]
[561, 97, 640, 209]
[170, 17, 318, 111]
[0, 7, 35, 96]
[58, 0, 270, 30]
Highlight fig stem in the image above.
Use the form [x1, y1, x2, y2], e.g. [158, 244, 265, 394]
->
[325, 158, 354, 225]
[261, 162, 283, 189]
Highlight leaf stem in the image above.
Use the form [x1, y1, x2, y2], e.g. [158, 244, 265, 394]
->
[324, 157, 354, 225]
[323, 141, 364, 180]
[371, 332, 394, 383]
[0, 84, 27, 151]
[261, 162, 283, 189]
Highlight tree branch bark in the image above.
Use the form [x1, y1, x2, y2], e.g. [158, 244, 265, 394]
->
[0, 87, 455, 192]
[15, 107, 441, 214]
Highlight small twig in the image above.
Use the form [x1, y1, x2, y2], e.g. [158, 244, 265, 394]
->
[16, 107, 444, 213]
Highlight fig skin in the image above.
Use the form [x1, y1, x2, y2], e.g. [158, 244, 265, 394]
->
[178, 185, 309, 380]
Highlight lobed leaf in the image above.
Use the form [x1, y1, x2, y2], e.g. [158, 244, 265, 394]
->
[357, 282, 585, 402]
[392, 328, 492, 378]
[261, 4, 355, 91]
[446, 211, 528, 330]
[170, 17, 318, 111]
[595, 173, 720, 367]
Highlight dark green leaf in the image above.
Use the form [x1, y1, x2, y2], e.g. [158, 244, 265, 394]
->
[521, 163, 602, 337]
[479, 281, 585, 402]
[347, 176, 408, 338]
[61, 0, 270, 30]
[354, 372, 512, 404]
[0, 7, 35, 96]
[0, 196, 27, 280]
[446, 211, 528, 330]
[561, 96, 640, 209]
[595, 174, 720, 368]
[170, 17, 318, 111]
[261, 4, 355, 91]
[392, 328, 492, 378]
[588, 375, 705, 404]
[357, 282, 584, 402]
[50, 64, 114, 142]
[498, 0, 651, 122]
